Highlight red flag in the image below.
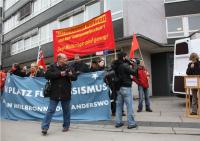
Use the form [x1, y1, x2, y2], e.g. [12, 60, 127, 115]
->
[130, 33, 139, 59]
[37, 48, 46, 70]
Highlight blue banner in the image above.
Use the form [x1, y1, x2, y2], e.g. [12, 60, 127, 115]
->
[0, 71, 111, 121]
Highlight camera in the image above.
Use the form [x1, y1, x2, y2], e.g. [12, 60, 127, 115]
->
[65, 68, 71, 73]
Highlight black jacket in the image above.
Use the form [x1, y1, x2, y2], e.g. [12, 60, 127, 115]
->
[186, 61, 200, 75]
[70, 61, 90, 73]
[11, 69, 27, 77]
[36, 69, 45, 77]
[45, 63, 77, 100]
[117, 61, 137, 87]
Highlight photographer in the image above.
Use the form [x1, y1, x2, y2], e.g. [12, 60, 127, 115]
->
[41, 53, 77, 135]
[115, 51, 138, 129]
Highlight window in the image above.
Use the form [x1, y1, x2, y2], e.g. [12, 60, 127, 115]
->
[104, 0, 123, 20]
[166, 17, 184, 38]
[31, 34, 39, 48]
[11, 34, 40, 55]
[175, 42, 188, 55]
[167, 17, 183, 32]
[11, 42, 18, 55]
[73, 12, 84, 26]
[14, 14, 19, 27]
[19, 2, 32, 20]
[60, 18, 71, 28]
[86, 2, 101, 20]
[188, 15, 200, 31]
[18, 40, 24, 52]
[41, 0, 50, 9]
[40, 24, 49, 44]
[166, 14, 200, 38]
[49, 21, 58, 41]
[33, 0, 40, 14]
[24, 38, 31, 50]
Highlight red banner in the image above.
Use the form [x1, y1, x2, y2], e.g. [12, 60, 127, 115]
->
[53, 10, 115, 61]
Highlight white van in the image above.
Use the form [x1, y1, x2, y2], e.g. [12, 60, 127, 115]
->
[172, 35, 200, 96]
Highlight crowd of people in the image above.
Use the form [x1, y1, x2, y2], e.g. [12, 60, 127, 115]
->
[1, 51, 199, 135]
[0, 52, 153, 135]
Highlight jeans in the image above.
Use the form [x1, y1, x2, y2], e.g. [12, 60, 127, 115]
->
[138, 86, 150, 110]
[41, 99, 71, 130]
[115, 87, 136, 126]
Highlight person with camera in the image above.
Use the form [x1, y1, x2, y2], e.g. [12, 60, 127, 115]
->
[186, 53, 200, 115]
[115, 51, 138, 129]
[41, 53, 77, 135]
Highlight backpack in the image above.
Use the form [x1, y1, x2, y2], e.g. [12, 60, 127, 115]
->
[104, 69, 121, 91]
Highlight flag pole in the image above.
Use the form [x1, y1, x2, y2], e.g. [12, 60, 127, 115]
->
[136, 34, 148, 71]
[114, 49, 117, 60]
[36, 41, 41, 64]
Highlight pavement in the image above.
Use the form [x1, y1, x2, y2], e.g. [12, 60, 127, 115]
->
[1, 96, 200, 141]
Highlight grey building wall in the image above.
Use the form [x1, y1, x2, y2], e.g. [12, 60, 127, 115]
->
[3, 0, 90, 42]
[0, 0, 2, 67]
[123, 0, 167, 44]
[1, 0, 93, 68]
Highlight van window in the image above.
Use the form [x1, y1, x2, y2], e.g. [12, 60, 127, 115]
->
[175, 42, 188, 55]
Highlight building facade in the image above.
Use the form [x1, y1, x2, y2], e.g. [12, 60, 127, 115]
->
[1, 0, 200, 96]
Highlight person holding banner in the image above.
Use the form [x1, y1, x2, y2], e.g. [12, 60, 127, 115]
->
[115, 52, 138, 129]
[10, 63, 27, 77]
[98, 58, 105, 71]
[90, 59, 99, 72]
[69, 54, 90, 74]
[28, 63, 38, 77]
[41, 53, 77, 135]
[28, 63, 45, 77]
[0, 67, 6, 94]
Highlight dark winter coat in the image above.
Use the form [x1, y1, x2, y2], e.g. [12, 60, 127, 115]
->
[186, 61, 200, 75]
[11, 69, 27, 77]
[45, 63, 77, 100]
[116, 60, 137, 87]
[70, 61, 90, 73]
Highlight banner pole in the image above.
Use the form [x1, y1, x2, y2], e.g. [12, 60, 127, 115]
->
[114, 49, 117, 60]
[104, 53, 107, 67]
[36, 41, 41, 64]
[136, 36, 146, 67]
